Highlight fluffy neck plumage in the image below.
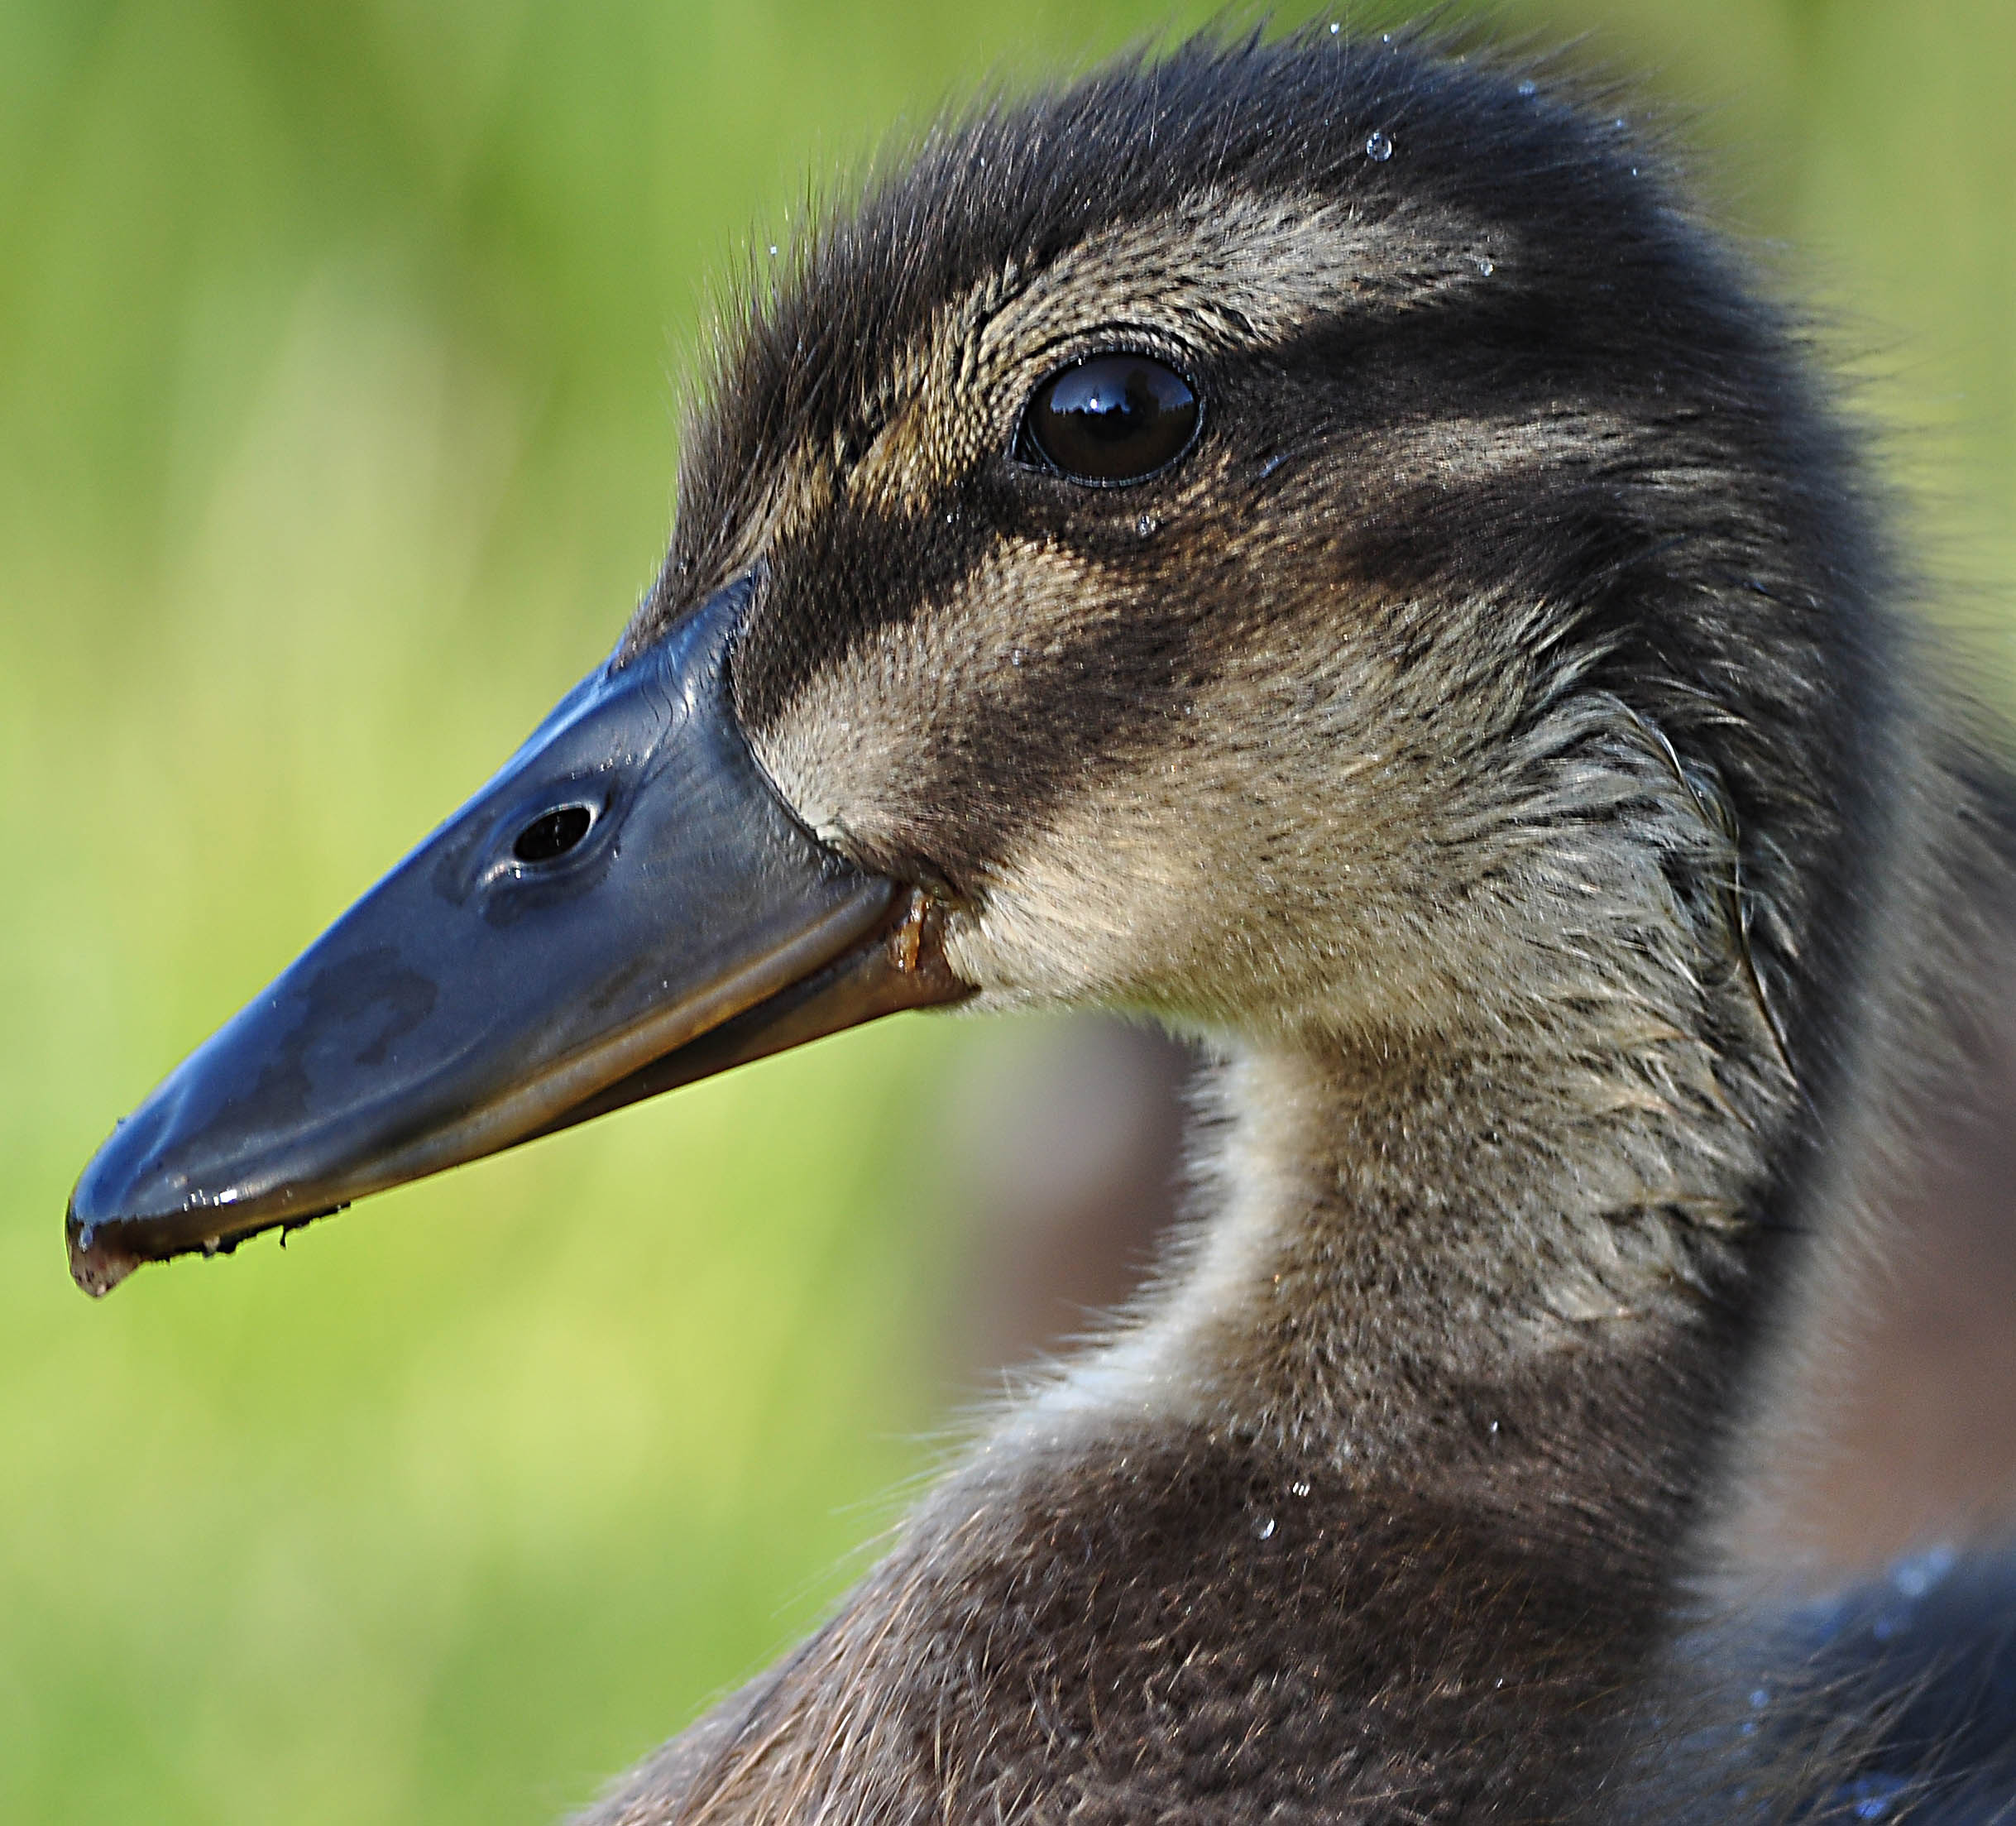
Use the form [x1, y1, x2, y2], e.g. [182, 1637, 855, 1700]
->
[590, 1026, 1795, 1826]
[1046, 1022, 1782, 1545]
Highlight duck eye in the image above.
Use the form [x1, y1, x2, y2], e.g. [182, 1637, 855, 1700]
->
[512, 803, 595, 865]
[1016, 352, 1200, 486]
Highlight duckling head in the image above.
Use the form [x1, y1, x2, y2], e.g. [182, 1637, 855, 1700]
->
[667, 33, 1884, 1086]
[68, 29, 1888, 1302]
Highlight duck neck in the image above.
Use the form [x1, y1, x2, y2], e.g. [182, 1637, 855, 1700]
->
[1077, 1025, 1788, 1557]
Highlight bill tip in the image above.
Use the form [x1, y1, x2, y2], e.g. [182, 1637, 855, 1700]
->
[66, 1205, 141, 1298]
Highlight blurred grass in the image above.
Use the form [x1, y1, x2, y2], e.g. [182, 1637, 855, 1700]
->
[0, 2, 2009, 1820]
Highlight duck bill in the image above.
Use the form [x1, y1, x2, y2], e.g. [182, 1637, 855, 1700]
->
[66, 580, 968, 1297]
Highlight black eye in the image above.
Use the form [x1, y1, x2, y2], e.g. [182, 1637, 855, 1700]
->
[512, 803, 594, 864]
[1016, 352, 1200, 486]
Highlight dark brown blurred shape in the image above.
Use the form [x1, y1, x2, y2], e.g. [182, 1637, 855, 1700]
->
[1761, 960, 2016, 1568]
[938, 958, 2016, 1575]
[936, 1018, 1192, 1383]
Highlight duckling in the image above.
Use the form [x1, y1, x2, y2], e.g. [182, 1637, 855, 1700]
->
[66, 25, 2016, 1824]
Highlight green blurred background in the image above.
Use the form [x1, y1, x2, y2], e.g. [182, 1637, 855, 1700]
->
[2, 2, 2010, 1819]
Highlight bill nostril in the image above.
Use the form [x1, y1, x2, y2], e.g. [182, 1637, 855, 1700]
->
[512, 803, 595, 865]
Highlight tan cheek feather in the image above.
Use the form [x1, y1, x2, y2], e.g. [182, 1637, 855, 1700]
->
[752, 539, 1098, 854]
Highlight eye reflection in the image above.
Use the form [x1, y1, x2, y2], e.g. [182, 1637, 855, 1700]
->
[1017, 352, 1200, 486]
